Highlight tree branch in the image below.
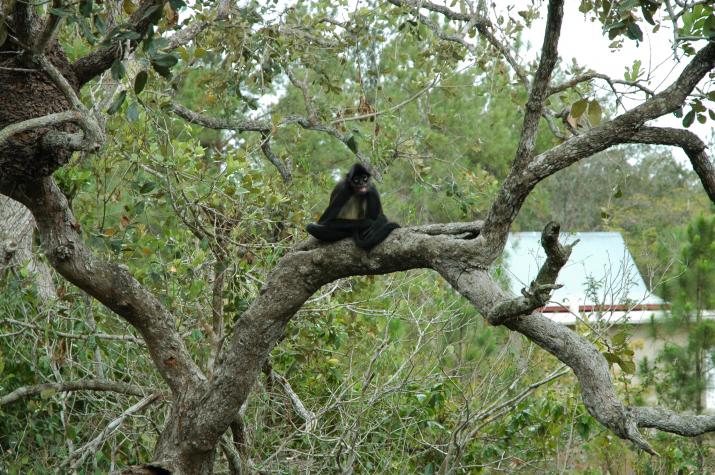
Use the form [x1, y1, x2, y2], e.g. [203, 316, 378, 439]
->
[5, 177, 204, 394]
[31, 0, 64, 55]
[163, 0, 232, 51]
[71, 0, 165, 86]
[0, 379, 147, 406]
[633, 406, 715, 436]
[548, 72, 655, 97]
[512, 0, 564, 168]
[10, 0, 34, 45]
[488, 221, 574, 324]
[481, 40, 715, 253]
[37, 56, 105, 151]
[170, 218, 715, 456]
[0, 110, 82, 148]
[628, 126, 715, 204]
[260, 132, 292, 183]
[387, 0, 529, 86]
[67, 393, 162, 470]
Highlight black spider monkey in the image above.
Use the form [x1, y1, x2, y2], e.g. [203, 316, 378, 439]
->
[306, 163, 399, 250]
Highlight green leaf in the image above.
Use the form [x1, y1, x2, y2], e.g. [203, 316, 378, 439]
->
[111, 58, 125, 80]
[93, 14, 107, 35]
[126, 101, 139, 122]
[704, 14, 715, 38]
[134, 70, 148, 95]
[641, 5, 656, 26]
[107, 90, 127, 115]
[40, 387, 57, 399]
[571, 99, 588, 118]
[151, 53, 178, 69]
[612, 331, 628, 346]
[626, 22, 643, 41]
[618, 359, 636, 374]
[48, 7, 74, 17]
[612, 184, 623, 199]
[587, 100, 602, 125]
[139, 181, 156, 194]
[79, 0, 93, 17]
[683, 109, 695, 127]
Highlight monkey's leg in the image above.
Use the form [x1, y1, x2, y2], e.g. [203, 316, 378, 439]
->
[306, 222, 354, 242]
[353, 215, 399, 250]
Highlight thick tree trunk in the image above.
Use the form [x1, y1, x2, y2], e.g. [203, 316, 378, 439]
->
[0, 195, 57, 299]
[0, 30, 79, 186]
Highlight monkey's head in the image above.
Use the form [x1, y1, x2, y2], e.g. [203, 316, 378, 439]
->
[347, 163, 371, 195]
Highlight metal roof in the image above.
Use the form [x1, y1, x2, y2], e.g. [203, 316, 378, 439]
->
[501, 232, 664, 310]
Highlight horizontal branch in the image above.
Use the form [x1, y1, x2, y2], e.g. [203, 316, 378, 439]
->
[548, 72, 655, 97]
[0, 110, 81, 148]
[633, 406, 715, 436]
[0, 379, 147, 406]
[410, 220, 482, 236]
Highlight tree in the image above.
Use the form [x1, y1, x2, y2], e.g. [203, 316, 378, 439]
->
[2, 0, 715, 473]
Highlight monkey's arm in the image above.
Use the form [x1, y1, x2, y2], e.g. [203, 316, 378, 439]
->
[317, 181, 352, 223]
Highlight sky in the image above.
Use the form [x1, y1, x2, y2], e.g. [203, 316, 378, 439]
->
[513, 1, 714, 160]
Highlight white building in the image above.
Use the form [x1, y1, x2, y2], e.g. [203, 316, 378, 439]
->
[502, 231, 715, 411]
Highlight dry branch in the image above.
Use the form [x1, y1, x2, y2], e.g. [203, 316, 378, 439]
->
[0, 379, 147, 406]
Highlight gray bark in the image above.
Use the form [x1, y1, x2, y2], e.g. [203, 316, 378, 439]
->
[0, 195, 56, 300]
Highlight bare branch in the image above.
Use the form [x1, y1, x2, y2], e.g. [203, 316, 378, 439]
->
[633, 406, 715, 436]
[0, 110, 81, 147]
[549, 72, 656, 97]
[410, 220, 482, 236]
[170, 102, 368, 175]
[32, 0, 64, 55]
[268, 369, 317, 432]
[260, 132, 292, 183]
[628, 126, 715, 204]
[170, 102, 271, 132]
[488, 221, 574, 324]
[481, 40, 715, 250]
[512, 0, 564, 168]
[0, 379, 147, 406]
[37, 56, 105, 151]
[67, 393, 162, 470]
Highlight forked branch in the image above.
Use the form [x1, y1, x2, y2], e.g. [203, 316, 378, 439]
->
[488, 221, 575, 324]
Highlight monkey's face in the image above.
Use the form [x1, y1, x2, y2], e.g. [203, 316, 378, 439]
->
[350, 174, 370, 194]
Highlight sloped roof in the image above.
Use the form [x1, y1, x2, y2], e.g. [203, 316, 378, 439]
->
[502, 232, 664, 310]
